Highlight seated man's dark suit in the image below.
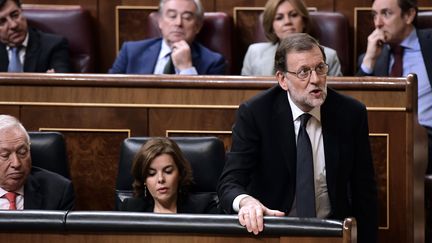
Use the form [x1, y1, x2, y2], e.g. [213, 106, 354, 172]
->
[0, 28, 72, 73]
[357, 28, 432, 83]
[23, 166, 74, 210]
[217, 85, 378, 243]
[109, 38, 226, 74]
[120, 192, 220, 214]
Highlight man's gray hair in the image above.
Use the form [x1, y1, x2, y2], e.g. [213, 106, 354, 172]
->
[274, 33, 326, 72]
[159, 0, 204, 24]
[0, 114, 30, 143]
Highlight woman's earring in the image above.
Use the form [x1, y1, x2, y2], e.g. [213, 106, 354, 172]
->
[144, 184, 147, 197]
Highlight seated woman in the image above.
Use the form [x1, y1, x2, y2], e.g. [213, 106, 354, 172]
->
[242, 0, 342, 76]
[120, 137, 219, 214]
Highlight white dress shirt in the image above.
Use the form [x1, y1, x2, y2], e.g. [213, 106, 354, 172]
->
[0, 187, 24, 210]
[153, 39, 197, 75]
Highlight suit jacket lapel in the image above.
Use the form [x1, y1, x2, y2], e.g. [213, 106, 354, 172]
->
[23, 174, 43, 209]
[320, 89, 340, 204]
[272, 88, 296, 178]
[190, 42, 201, 72]
[141, 40, 161, 73]
[133, 38, 162, 73]
[0, 44, 8, 72]
[24, 28, 39, 72]
[418, 29, 432, 88]
[374, 47, 390, 76]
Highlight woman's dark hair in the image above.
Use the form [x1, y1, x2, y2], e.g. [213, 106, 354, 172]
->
[131, 137, 193, 198]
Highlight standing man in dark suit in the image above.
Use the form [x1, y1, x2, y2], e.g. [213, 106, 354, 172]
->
[357, 0, 432, 174]
[218, 33, 378, 243]
[0, 115, 74, 210]
[0, 0, 71, 73]
[109, 0, 226, 75]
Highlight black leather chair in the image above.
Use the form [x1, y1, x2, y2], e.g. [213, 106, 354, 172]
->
[28, 131, 70, 179]
[115, 136, 225, 209]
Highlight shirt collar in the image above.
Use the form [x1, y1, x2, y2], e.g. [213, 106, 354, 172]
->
[400, 28, 419, 51]
[157, 39, 172, 60]
[287, 91, 321, 122]
[6, 32, 29, 51]
[0, 186, 24, 197]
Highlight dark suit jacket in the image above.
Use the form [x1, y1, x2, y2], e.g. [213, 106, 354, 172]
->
[0, 28, 71, 73]
[357, 28, 432, 88]
[109, 38, 226, 75]
[217, 85, 378, 243]
[23, 166, 74, 210]
[120, 192, 220, 214]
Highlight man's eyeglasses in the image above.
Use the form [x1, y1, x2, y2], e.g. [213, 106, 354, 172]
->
[285, 63, 329, 80]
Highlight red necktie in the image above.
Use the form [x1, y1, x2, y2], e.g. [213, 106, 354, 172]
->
[390, 45, 403, 77]
[4, 192, 17, 210]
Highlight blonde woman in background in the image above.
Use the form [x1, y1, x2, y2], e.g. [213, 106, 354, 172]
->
[241, 0, 342, 76]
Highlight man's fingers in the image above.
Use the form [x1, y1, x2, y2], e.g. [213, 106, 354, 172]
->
[256, 208, 264, 232]
[248, 208, 259, 234]
[243, 211, 253, 233]
[238, 210, 248, 226]
[264, 208, 285, 217]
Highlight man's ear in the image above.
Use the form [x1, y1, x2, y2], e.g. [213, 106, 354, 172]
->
[195, 21, 203, 35]
[276, 71, 288, 91]
[404, 8, 416, 25]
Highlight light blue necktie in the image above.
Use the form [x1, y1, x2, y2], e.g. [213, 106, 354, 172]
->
[8, 47, 22, 72]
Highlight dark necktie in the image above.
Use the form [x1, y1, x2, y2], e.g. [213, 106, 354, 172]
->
[163, 54, 175, 74]
[8, 47, 22, 72]
[4, 192, 17, 210]
[390, 45, 403, 77]
[296, 113, 316, 217]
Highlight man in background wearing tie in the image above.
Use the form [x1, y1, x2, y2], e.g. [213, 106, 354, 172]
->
[0, 0, 71, 73]
[357, 0, 432, 174]
[109, 0, 226, 75]
[0, 115, 74, 210]
[218, 33, 378, 243]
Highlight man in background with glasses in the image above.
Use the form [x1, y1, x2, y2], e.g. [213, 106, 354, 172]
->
[0, 115, 74, 210]
[0, 0, 71, 73]
[218, 33, 378, 243]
